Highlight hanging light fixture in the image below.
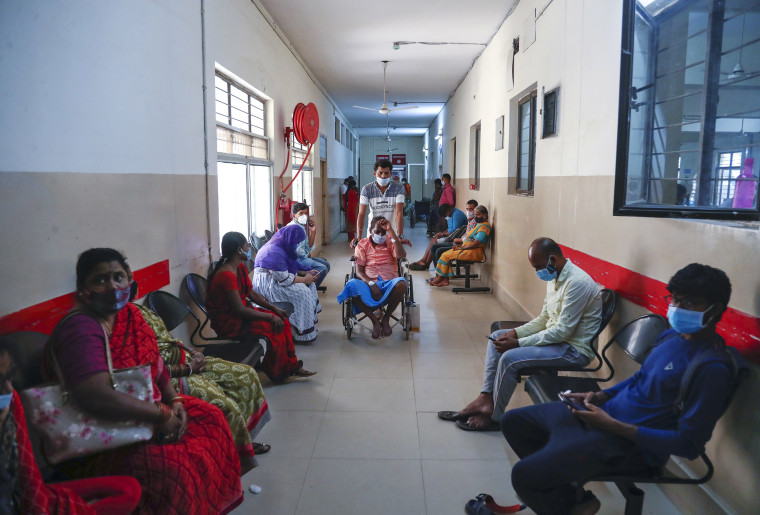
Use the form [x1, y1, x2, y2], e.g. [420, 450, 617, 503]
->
[728, 14, 746, 80]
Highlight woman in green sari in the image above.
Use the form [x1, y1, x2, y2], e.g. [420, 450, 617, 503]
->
[137, 304, 271, 471]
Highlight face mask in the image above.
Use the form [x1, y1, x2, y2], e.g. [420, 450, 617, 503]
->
[372, 233, 387, 244]
[87, 284, 132, 313]
[474, 215, 485, 223]
[376, 177, 391, 187]
[241, 247, 252, 260]
[0, 392, 12, 410]
[667, 305, 712, 334]
[535, 258, 557, 281]
[297, 214, 308, 225]
[445, 216, 451, 221]
[466, 210, 475, 219]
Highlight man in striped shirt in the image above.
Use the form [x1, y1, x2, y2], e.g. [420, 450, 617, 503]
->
[352, 159, 406, 246]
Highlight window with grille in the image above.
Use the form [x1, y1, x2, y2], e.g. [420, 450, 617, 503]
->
[614, 0, 760, 219]
[517, 91, 537, 195]
[215, 73, 268, 160]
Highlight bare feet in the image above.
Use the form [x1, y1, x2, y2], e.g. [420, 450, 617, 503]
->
[427, 276, 441, 286]
[381, 317, 393, 337]
[463, 414, 494, 429]
[434, 278, 450, 287]
[371, 320, 383, 339]
[291, 368, 317, 377]
[461, 392, 494, 418]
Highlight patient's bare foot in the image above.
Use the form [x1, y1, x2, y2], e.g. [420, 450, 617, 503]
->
[371, 320, 383, 339]
[435, 278, 450, 287]
[381, 317, 393, 337]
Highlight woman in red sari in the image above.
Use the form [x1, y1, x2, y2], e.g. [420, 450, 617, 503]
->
[345, 178, 360, 242]
[206, 232, 315, 383]
[47, 248, 243, 514]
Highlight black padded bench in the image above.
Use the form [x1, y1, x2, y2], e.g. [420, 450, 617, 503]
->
[450, 255, 490, 293]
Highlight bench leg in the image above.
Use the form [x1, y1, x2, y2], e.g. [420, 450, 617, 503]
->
[615, 481, 644, 515]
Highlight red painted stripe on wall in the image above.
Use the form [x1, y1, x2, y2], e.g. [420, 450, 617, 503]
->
[560, 245, 760, 363]
[0, 260, 170, 335]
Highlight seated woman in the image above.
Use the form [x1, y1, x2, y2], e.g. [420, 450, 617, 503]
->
[408, 200, 475, 271]
[1, 339, 141, 514]
[207, 232, 315, 379]
[251, 226, 321, 343]
[428, 205, 492, 288]
[136, 304, 272, 470]
[337, 217, 407, 339]
[47, 248, 243, 514]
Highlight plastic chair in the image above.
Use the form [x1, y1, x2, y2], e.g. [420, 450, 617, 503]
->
[145, 290, 264, 366]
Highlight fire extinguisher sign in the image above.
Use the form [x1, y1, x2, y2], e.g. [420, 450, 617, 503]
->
[392, 154, 406, 165]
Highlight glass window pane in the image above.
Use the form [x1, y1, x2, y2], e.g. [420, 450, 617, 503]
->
[217, 162, 249, 239]
[251, 165, 272, 236]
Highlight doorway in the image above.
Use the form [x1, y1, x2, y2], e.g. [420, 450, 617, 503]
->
[321, 159, 329, 244]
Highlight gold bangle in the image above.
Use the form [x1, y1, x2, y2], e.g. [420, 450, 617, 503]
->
[169, 396, 184, 405]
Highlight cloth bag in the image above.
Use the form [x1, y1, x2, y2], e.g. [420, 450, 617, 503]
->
[19, 312, 154, 465]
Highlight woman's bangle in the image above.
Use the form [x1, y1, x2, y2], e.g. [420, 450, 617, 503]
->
[155, 402, 172, 423]
[186, 363, 192, 376]
[169, 396, 184, 405]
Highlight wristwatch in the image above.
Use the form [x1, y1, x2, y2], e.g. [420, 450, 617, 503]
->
[390, 238, 397, 243]
[368, 281, 376, 287]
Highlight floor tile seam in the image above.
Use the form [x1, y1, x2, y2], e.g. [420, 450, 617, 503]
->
[292, 456, 312, 515]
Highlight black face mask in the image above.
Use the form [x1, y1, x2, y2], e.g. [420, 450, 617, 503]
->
[474, 216, 485, 223]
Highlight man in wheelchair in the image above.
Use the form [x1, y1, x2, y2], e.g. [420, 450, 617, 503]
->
[337, 217, 408, 339]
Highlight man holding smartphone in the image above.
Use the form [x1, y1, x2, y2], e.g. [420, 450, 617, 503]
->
[288, 203, 331, 289]
[438, 238, 602, 431]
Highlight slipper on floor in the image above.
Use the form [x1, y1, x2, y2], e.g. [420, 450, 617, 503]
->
[437, 410, 469, 422]
[465, 493, 525, 514]
[455, 419, 500, 432]
[252, 442, 271, 455]
[408, 263, 428, 271]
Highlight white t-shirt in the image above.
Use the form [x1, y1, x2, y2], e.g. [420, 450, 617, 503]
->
[359, 181, 406, 235]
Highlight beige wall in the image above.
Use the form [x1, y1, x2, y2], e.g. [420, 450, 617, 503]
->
[440, 0, 760, 512]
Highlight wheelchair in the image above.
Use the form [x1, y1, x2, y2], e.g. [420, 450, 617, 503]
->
[341, 257, 415, 340]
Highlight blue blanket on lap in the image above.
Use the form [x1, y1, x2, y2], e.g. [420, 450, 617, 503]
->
[337, 276, 406, 312]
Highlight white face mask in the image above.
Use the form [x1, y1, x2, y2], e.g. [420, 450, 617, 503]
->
[376, 177, 391, 187]
[466, 210, 475, 219]
[297, 214, 308, 225]
[372, 233, 387, 244]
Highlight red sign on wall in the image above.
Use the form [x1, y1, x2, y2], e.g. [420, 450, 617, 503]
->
[375, 154, 390, 162]
[392, 154, 406, 165]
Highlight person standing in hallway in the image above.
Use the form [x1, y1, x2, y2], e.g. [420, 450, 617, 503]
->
[353, 159, 407, 246]
[345, 178, 360, 242]
[427, 178, 443, 236]
[439, 173, 455, 208]
[439, 237, 601, 430]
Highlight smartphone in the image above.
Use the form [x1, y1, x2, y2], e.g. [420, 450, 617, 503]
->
[309, 270, 320, 276]
[308, 218, 315, 227]
[558, 392, 589, 411]
[487, 335, 497, 341]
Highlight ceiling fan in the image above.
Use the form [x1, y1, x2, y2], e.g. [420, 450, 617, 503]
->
[377, 117, 398, 151]
[353, 61, 418, 115]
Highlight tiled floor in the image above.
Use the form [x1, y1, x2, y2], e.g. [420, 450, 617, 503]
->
[234, 224, 680, 515]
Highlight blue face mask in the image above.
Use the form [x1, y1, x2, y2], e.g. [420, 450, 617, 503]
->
[667, 305, 711, 334]
[0, 392, 12, 410]
[241, 247, 252, 260]
[535, 258, 557, 281]
[87, 284, 132, 314]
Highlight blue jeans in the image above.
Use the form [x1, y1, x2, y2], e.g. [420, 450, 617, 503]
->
[482, 329, 589, 421]
[298, 256, 330, 287]
[502, 403, 652, 514]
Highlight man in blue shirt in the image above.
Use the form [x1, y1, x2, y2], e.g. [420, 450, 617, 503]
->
[500, 263, 742, 515]
[408, 202, 471, 271]
[287, 202, 330, 288]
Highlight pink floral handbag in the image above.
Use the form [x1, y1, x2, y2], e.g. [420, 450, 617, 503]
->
[19, 312, 155, 464]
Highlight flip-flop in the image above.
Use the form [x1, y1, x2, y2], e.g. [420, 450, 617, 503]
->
[437, 410, 469, 422]
[252, 442, 271, 455]
[465, 493, 526, 514]
[456, 418, 501, 432]
[408, 263, 428, 271]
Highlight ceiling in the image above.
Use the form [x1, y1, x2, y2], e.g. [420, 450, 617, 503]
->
[257, 0, 519, 138]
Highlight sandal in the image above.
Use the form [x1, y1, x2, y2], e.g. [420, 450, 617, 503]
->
[408, 262, 428, 271]
[291, 368, 317, 377]
[252, 442, 271, 455]
[437, 410, 470, 422]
